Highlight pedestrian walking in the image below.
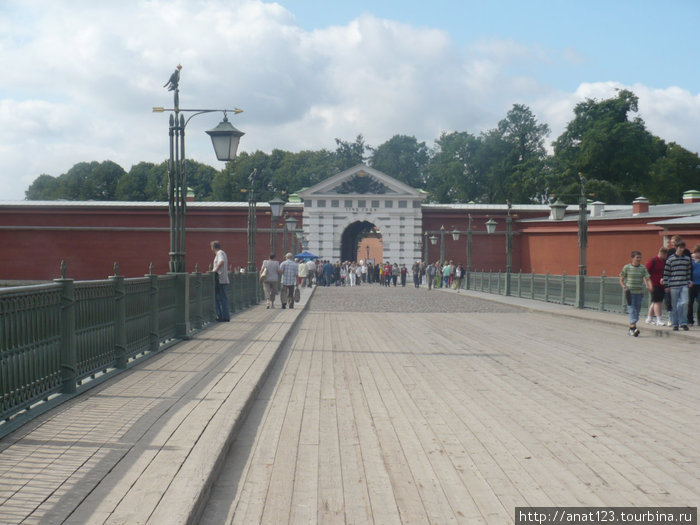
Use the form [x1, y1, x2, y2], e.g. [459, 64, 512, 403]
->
[279, 253, 299, 309]
[426, 262, 437, 290]
[663, 240, 693, 330]
[619, 250, 652, 336]
[260, 253, 281, 309]
[644, 247, 667, 325]
[688, 245, 700, 326]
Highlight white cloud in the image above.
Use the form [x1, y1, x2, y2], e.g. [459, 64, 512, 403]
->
[0, 0, 698, 200]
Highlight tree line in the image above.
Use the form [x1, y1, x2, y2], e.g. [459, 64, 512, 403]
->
[26, 90, 700, 205]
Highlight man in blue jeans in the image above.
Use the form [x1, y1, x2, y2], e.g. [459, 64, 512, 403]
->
[663, 240, 693, 331]
[211, 240, 230, 322]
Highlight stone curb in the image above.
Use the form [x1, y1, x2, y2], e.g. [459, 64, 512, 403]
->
[170, 286, 316, 525]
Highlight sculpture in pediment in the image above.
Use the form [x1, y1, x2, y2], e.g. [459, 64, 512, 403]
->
[332, 172, 390, 194]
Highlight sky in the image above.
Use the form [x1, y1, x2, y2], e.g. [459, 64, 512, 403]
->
[1, 0, 699, 201]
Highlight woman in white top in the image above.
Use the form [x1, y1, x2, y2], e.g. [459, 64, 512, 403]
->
[260, 253, 281, 308]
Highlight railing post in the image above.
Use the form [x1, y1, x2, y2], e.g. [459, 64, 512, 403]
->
[111, 263, 127, 369]
[561, 270, 566, 304]
[55, 261, 77, 394]
[174, 272, 190, 340]
[146, 263, 160, 353]
[517, 270, 522, 297]
[233, 271, 242, 311]
[544, 271, 550, 303]
[599, 270, 606, 311]
[530, 273, 535, 300]
[192, 264, 203, 330]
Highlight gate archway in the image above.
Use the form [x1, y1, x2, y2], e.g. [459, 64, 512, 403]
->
[340, 221, 382, 262]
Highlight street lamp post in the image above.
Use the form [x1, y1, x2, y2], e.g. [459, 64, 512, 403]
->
[423, 231, 429, 264]
[155, 65, 244, 338]
[485, 201, 513, 296]
[285, 215, 298, 256]
[268, 196, 285, 260]
[154, 65, 244, 274]
[505, 201, 513, 296]
[247, 169, 258, 272]
[451, 213, 473, 289]
[576, 173, 588, 308]
[439, 225, 446, 265]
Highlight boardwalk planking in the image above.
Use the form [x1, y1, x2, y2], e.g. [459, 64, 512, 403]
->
[204, 293, 698, 524]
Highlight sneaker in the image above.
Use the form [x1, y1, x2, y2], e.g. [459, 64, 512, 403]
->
[673, 326, 679, 331]
[655, 320, 665, 326]
[633, 328, 640, 337]
[666, 321, 674, 326]
[628, 328, 635, 336]
[681, 324, 689, 331]
[645, 317, 653, 324]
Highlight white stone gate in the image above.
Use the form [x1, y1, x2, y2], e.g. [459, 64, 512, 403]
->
[297, 164, 426, 266]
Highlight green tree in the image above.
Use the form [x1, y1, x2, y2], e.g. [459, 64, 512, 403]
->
[425, 131, 480, 203]
[497, 104, 550, 203]
[369, 135, 429, 189]
[551, 89, 659, 204]
[185, 160, 218, 201]
[144, 161, 169, 201]
[91, 160, 125, 200]
[25, 174, 60, 200]
[116, 162, 158, 201]
[645, 142, 700, 203]
[334, 135, 369, 171]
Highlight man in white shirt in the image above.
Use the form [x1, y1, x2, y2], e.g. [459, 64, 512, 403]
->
[210, 240, 230, 322]
[298, 257, 309, 287]
[305, 259, 316, 287]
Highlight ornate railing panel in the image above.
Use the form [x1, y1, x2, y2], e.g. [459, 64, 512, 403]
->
[466, 270, 645, 314]
[1, 284, 62, 422]
[0, 268, 259, 436]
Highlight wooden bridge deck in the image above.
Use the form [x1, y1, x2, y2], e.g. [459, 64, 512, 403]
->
[1, 285, 698, 524]
[203, 287, 699, 524]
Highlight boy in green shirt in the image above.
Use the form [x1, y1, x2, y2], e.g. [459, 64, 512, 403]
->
[620, 250, 652, 336]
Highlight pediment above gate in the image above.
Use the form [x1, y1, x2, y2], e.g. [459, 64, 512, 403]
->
[297, 164, 425, 198]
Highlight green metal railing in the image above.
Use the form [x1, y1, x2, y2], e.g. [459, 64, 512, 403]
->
[0, 267, 259, 436]
[466, 269, 638, 313]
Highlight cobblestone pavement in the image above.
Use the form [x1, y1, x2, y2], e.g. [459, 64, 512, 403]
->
[308, 283, 521, 313]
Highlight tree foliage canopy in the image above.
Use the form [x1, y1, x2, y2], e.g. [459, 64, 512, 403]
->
[25, 91, 700, 205]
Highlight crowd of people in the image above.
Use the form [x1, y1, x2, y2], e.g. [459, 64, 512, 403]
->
[286, 259, 466, 290]
[254, 256, 470, 309]
[214, 236, 700, 338]
[620, 235, 700, 336]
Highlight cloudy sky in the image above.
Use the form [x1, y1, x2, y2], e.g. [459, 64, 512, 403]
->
[2, 0, 699, 200]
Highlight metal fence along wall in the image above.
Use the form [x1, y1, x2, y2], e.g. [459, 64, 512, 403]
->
[0, 270, 258, 436]
[467, 270, 635, 313]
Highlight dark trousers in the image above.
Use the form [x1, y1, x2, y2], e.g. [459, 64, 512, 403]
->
[281, 284, 295, 308]
[215, 283, 230, 321]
